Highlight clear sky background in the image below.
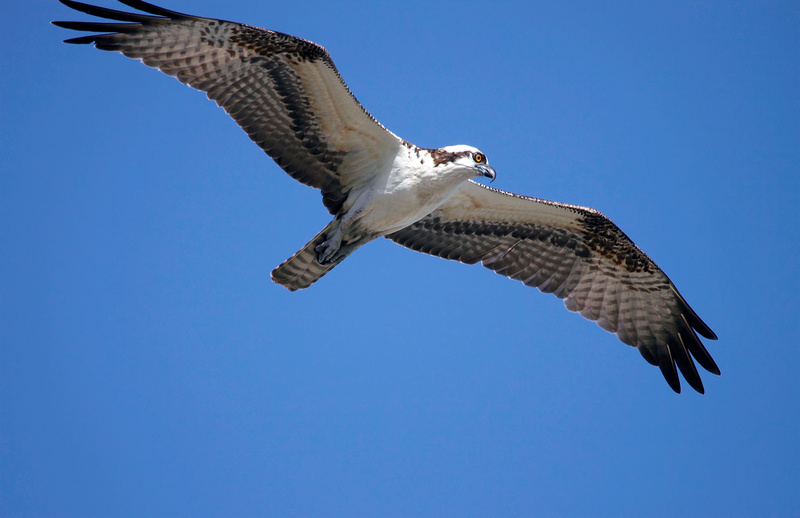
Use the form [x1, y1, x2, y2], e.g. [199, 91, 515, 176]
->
[2, 1, 798, 516]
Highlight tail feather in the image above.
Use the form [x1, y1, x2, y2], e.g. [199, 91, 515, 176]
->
[271, 222, 342, 291]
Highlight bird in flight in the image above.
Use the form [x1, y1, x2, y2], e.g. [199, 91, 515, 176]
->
[54, 0, 720, 393]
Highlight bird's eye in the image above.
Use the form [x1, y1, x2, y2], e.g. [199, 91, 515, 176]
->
[473, 153, 485, 163]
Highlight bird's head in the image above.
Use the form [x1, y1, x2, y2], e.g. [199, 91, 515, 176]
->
[434, 145, 496, 182]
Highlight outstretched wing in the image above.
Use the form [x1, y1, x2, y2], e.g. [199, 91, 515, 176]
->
[54, 0, 402, 214]
[388, 181, 719, 393]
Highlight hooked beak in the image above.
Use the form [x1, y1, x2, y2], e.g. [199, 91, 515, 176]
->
[479, 164, 496, 183]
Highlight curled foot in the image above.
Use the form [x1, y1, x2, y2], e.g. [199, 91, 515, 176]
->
[315, 233, 341, 265]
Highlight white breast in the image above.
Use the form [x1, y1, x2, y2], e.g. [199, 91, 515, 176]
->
[353, 145, 468, 235]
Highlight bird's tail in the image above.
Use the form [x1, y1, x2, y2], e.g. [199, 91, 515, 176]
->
[271, 220, 373, 291]
[271, 221, 341, 291]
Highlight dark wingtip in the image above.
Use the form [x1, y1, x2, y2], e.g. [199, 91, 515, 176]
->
[673, 336, 706, 394]
[680, 314, 721, 376]
[116, 0, 193, 19]
[55, 0, 171, 24]
[62, 35, 100, 45]
[658, 348, 682, 394]
[665, 375, 681, 394]
[671, 284, 718, 340]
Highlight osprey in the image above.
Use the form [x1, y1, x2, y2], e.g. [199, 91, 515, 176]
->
[55, 0, 720, 393]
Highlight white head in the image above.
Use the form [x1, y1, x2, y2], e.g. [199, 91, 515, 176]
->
[431, 145, 496, 182]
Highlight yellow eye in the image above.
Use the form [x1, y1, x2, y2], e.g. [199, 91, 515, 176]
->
[474, 153, 485, 163]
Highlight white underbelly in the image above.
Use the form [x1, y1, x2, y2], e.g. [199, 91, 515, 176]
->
[357, 180, 459, 235]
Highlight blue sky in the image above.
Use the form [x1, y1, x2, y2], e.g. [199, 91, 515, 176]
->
[2, 1, 798, 516]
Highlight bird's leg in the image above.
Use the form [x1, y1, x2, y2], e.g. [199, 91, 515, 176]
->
[315, 222, 344, 264]
[315, 191, 374, 265]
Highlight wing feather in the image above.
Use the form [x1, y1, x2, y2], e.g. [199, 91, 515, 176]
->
[388, 181, 719, 393]
[54, 0, 402, 214]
